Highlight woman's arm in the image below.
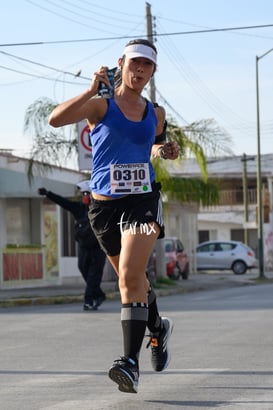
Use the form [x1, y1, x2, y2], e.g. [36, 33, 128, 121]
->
[152, 105, 180, 160]
[48, 66, 110, 128]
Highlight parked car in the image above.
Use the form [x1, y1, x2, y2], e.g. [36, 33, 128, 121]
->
[153, 237, 190, 280]
[196, 240, 258, 275]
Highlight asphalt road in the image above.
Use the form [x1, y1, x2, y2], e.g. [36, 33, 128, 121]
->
[1, 283, 273, 410]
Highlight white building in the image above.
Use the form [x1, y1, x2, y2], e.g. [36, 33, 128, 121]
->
[168, 153, 273, 270]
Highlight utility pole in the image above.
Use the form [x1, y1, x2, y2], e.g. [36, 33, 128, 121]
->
[242, 153, 249, 245]
[255, 49, 273, 278]
[145, 3, 166, 278]
[146, 2, 156, 102]
[241, 153, 255, 245]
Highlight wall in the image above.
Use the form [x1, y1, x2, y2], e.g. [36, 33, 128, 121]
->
[198, 220, 238, 241]
[164, 201, 198, 272]
[0, 200, 7, 250]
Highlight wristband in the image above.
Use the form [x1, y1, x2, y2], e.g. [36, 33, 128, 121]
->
[159, 146, 168, 160]
[153, 146, 167, 159]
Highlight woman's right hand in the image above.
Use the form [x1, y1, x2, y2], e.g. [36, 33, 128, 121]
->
[48, 67, 110, 128]
[89, 66, 111, 94]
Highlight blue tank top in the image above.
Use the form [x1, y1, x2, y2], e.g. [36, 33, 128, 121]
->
[90, 98, 158, 198]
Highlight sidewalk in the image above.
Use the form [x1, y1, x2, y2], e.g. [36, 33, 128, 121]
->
[0, 280, 117, 307]
[0, 271, 272, 308]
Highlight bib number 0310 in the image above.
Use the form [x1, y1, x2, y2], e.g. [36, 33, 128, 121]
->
[113, 168, 146, 181]
[110, 163, 152, 194]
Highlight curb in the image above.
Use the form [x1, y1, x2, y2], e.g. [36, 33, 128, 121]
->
[0, 295, 83, 308]
[1, 275, 272, 308]
[0, 284, 187, 308]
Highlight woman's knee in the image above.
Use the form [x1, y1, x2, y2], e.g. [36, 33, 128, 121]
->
[118, 268, 141, 291]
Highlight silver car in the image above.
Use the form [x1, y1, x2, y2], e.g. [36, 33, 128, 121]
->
[196, 240, 258, 275]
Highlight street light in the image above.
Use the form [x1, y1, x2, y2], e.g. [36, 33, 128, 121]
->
[255, 47, 273, 278]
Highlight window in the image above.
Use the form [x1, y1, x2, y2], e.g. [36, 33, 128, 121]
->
[176, 239, 184, 252]
[198, 243, 216, 252]
[220, 243, 235, 251]
[6, 199, 31, 244]
[198, 230, 209, 243]
[231, 229, 244, 242]
[165, 239, 174, 252]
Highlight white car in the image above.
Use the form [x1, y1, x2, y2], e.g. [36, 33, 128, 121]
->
[196, 240, 258, 275]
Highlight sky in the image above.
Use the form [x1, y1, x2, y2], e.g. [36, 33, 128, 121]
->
[1, 0, 273, 164]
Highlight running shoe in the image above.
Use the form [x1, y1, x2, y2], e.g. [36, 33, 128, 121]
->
[108, 357, 139, 393]
[83, 303, 93, 311]
[146, 317, 174, 372]
[93, 294, 106, 310]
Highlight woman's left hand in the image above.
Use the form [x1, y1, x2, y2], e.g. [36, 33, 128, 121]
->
[161, 141, 180, 160]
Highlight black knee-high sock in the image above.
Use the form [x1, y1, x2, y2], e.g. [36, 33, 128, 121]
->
[121, 303, 148, 365]
[147, 287, 161, 333]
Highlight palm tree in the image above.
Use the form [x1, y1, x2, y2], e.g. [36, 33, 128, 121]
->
[152, 119, 234, 206]
[24, 97, 79, 182]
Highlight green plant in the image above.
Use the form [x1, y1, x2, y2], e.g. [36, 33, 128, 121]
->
[6, 244, 45, 249]
[153, 276, 177, 288]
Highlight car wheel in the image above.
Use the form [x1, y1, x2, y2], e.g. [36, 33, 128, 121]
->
[232, 260, 247, 275]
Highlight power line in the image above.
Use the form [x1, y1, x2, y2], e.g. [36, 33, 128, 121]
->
[0, 50, 90, 80]
[1, 30, 273, 136]
[0, 64, 88, 85]
[155, 87, 188, 125]
[1, 22, 273, 47]
[49, 0, 142, 25]
[27, 0, 143, 21]
[25, 0, 137, 35]
[157, 23, 254, 133]
[1, 3, 272, 138]
[158, 16, 273, 40]
[74, 0, 143, 18]
[2, 41, 272, 133]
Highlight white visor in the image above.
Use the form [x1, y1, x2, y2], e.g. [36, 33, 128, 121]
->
[76, 180, 90, 193]
[123, 44, 157, 65]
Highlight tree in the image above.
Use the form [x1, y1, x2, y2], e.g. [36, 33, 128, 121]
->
[152, 119, 233, 206]
[24, 97, 78, 182]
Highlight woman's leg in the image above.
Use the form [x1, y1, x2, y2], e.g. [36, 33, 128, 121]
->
[107, 254, 120, 275]
[118, 225, 160, 361]
[108, 246, 161, 333]
[108, 224, 160, 392]
[118, 228, 173, 374]
[108, 225, 161, 353]
[118, 226, 158, 303]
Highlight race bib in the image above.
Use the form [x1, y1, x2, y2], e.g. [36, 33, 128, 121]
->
[110, 163, 152, 195]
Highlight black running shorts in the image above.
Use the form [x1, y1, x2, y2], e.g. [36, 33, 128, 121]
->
[88, 182, 165, 256]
